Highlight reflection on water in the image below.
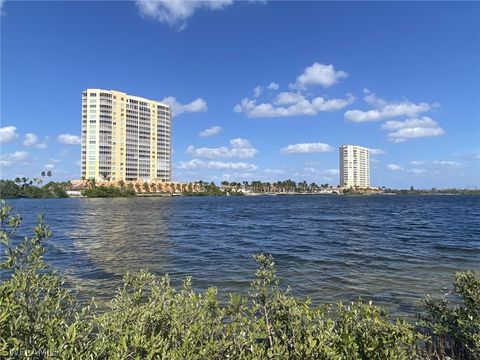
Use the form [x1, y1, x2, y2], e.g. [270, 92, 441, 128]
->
[5, 195, 480, 317]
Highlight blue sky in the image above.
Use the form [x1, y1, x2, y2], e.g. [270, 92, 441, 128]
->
[1, 0, 479, 188]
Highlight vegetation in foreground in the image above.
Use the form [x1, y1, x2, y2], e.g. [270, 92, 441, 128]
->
[0, 201, 479, 359]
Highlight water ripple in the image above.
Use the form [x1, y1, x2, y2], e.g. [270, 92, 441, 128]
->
[4, 195, 480, 318]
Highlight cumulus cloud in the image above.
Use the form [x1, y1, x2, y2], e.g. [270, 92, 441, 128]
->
[382, 116, 445, 143]
[385, 159, 463, 176]
[186, 138, 257, 158]
[294, 167, 339, 180]
[21, 133, 47, 149]
[0, 151, 29, 167]
[57, 134, 81, 145]
[320, 168, 339, 176]
[368, 148, 386, 155]
[344, 90, 434, 122]
[387, 164, 404, 171]
[161, 96, 207, 116]
[136, 0, 233, 29]
[267, 82, 279, 90]
[281, 142, 334, 154]
[432, 160, 461, 167]
[198, 125, 222, 137]
[178, 159, 258, 171]
[253, 86, 263, 98]
[234, 62, 352, 118]
[264, 168, 287, 175]
[23, 133, 38, 146]
[234, 93, 354, 118]
[0, 126, 19, 144]
[408, 168, 426, 174]
[410, 160, 425, 166]
[290, 63, 348, 90]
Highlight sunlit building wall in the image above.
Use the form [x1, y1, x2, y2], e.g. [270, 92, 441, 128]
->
[81, 89, 171, 182]
[339, 145, 370, 188]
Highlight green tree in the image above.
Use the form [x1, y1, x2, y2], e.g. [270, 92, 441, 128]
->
[0, 180, 21, 199]
[0, 201, 94, 358]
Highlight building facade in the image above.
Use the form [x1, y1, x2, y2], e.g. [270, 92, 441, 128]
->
[339, 145, 370, 188]
[81, 89, 171, 182]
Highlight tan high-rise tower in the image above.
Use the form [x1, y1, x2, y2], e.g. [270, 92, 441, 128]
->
[339, 145, 370, 188]
[81, 89, 171, 182]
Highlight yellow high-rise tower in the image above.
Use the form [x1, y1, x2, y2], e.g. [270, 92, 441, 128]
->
[81, 89, 171, 182]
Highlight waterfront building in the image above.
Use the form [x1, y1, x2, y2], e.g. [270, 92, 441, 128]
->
[339, 145, 370, 188]
[81, 89, 171, 182]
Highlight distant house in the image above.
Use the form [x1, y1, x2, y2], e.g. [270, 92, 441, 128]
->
[66, 190, 83, 197]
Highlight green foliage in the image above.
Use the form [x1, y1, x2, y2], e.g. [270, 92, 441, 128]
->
[0, 201, 94, 358]
[418, 271, 480, 357]
[1, 202, 477, 359]
[0, 181, 21, 199]
[0, 180, 69, 199]
[82, 185, 136, 198]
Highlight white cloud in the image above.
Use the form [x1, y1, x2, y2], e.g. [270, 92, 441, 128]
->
[0, 126, 19, 144]
[253, 86, 263, 98]
[432, 160, 461, 167]
[369, 148, 386, 155]
[344, 91, 434, 122]
[44, 164, 55, 170]
[321, 168, 339, 176]
[178, 159, 258, 171]
[274, 92, 306, 106]
[382, 116, 445, 143]
[23, 133, 48, 149]
[387, 164, 404, 171]
[281, 142, 334, 154]
[23, 133, 38, 146]
[410, 160, 425, 166]
[234, 93, 355, 118]
[290, 63, 348, 90]
[186, 138, 257, 158]
[57, 133, 81, 145]
[198, 125, 222, 137]
[0, 151, 29, 168]
[408, 168, 426, 174]
[161, 96, 207, 116]
[136, 0, 233, 29]
[264, 168, 287, 175]
[267, 82, 279, 90]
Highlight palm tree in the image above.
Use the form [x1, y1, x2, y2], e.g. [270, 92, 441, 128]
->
[142, 182, 150, 193]
[87, 178, 96, 189]
[46, 171, 52, 178]
[134, 183, 142, 193]
[126, 183, 134, 192]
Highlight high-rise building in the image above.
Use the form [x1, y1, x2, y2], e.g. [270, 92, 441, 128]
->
[81, 89, 171, 182]
[339, 145, 370, 188]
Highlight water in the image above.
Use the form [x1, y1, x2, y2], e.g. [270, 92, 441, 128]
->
[3, 195, 479, 318]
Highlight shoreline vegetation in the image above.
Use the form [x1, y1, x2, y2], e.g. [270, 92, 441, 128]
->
[0, 201, 479, 359]
[1, 178, 479, 199]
